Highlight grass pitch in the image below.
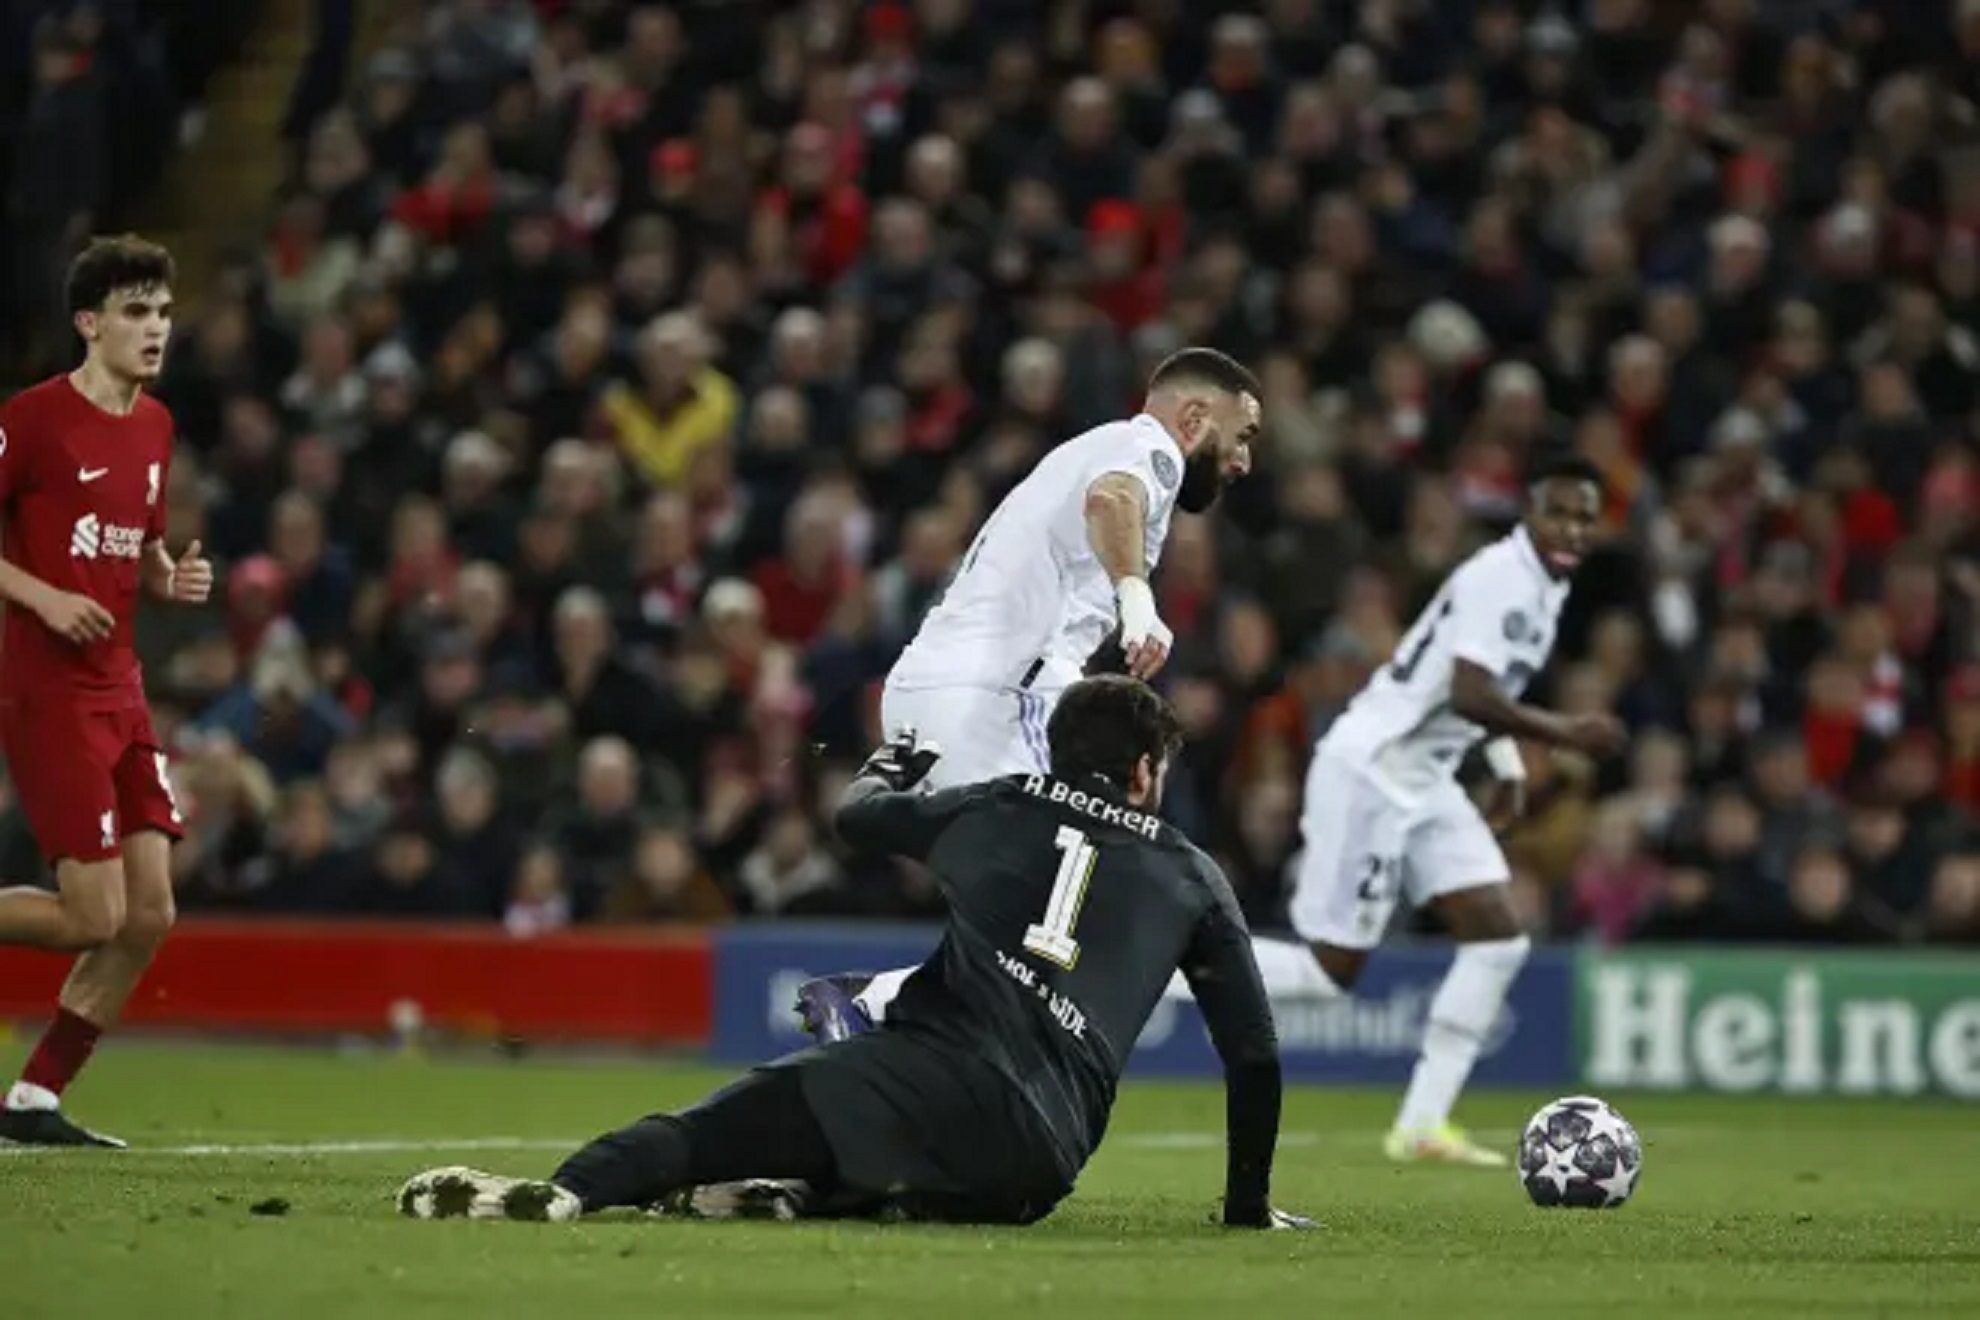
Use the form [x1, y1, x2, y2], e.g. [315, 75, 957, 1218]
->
[2, 1041, 1976, 1319]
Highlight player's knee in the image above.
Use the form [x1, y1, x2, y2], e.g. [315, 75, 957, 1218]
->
[52, 858, 128, 948]
[1458, 932, 1531, 978]
[1440, 885, 1526, 944]
[121, 893, 176, 950]
[1310, 942, 1368, 992]
[59, 894, 126, 950]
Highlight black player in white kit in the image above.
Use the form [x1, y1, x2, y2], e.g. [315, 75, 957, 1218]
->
[1161, 450, 1627, 1167]
[397, 677, 1309, 1230]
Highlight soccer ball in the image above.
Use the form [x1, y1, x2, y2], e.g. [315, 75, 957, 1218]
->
[1516, 1095, 1642, 1209]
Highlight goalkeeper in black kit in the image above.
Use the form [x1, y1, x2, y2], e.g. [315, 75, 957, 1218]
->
[397, 675, 1308, 1230]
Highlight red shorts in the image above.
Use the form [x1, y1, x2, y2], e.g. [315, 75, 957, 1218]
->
[0, 700, 184, 865]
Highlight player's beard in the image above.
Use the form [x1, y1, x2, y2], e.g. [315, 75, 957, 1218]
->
[1176, 449, 1225, 513]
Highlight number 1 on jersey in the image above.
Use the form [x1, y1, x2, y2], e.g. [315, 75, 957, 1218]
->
[1025, 826, 1097, 970]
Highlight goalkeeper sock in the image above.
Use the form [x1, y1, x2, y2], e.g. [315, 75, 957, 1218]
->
[1396, 935, 1529, 1133]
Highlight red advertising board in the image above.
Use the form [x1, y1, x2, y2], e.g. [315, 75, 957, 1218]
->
[0, 919, 712, 1043]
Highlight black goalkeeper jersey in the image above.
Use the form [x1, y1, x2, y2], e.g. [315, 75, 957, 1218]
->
[834, 772, 1283, 1213]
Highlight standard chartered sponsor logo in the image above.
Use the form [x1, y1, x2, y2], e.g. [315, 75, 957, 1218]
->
[70, 514, 143, 560]
[72, 513, 100, 558]
[1585, 961, 1980, 1098]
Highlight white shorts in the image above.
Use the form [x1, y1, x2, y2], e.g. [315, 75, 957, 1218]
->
[1288, 744, 1510, 949]
[879, 682, 1055, 791]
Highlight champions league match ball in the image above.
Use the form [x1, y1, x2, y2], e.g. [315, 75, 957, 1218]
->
[1516, 1096, 1643, 1209]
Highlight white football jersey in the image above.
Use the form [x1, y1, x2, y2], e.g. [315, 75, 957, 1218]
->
[1323, 527, 1569, 799]
[888, 414, 1185, 693]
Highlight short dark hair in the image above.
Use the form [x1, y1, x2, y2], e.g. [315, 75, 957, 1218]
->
[1527, 447, 1605, 493]
[66, 235, 175, 317]
[1145, 347, 1261, 401]
[1046, 675, 1185, 789]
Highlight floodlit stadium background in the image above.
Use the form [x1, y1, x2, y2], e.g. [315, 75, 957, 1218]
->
[2, 0, 1979, 1096]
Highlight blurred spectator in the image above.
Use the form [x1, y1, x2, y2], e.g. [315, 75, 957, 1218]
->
[1569, 800, 1667, 945]
[431, 746, 521, 918]
[1222, 774, 1299, 931]
[1922, 852, 1980, 946]
[601, 826, 731, 924]
[350, 812, 478, 918]
[737, 805, 849, 916]
[1764, 846, 1886, 945]
[503, 843, 571, 939]
[198, 624, 355, 784]
[598, 311, 740, 489]
[252, 780, 363, 913]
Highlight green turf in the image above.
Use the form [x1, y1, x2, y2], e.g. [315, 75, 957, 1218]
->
[2, 1041, 1977, 1319]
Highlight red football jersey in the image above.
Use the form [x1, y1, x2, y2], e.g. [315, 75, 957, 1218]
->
[0, 375, 174, 710]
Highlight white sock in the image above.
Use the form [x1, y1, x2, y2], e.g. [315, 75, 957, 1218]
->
[853, 967, 917, 1022]
[1396, 935, 1530, 1134]
[6, 1081, 59, 1112]
[1163, 938, 1349, 1001]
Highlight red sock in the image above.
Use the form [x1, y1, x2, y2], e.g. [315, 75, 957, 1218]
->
[19, 1009, 103, 1097]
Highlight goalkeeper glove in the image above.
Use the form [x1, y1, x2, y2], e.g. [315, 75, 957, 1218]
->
[856, 730, 944, 792]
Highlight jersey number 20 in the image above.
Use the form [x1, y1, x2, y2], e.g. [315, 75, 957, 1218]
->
[1024, 826, 1098, 970]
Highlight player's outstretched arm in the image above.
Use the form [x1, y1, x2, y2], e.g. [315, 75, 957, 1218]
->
[832, 733, 985, 863]
[834, 781, 984, 865]
[1178, 854, 1306, 1229]
[1450, 660, 1625, 759]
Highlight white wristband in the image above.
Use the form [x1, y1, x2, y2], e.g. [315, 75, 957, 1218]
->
[1484, 737, 1526, 782]
[1115, 576, 1158, 643]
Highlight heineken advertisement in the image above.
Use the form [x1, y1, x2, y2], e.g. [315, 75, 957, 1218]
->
[1578, 950, 1980, 1098]
[706, 929, 1980, 1098]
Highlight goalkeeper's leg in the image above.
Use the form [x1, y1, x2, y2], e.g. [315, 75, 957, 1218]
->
[552, 1065, 838, 1212]
[399, 1065, 839, 1221]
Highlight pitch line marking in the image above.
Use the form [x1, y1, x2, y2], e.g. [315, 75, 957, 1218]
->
[0, 1128, 1752, 1158]
[0, 1133, 1342, 1157]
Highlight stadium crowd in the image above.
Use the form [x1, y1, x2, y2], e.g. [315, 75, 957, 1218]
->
[0, 0, 268, 368]
[3, 0, 1979, 950]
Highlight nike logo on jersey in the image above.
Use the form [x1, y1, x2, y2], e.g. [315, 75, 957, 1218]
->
[79, 467, 109, 482]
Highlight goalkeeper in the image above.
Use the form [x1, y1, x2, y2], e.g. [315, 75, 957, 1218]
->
[398, 676, 1308, 1230]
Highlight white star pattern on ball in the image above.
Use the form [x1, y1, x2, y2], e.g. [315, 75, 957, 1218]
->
[1593, 1161, 1639, 1207]
[1517, 1096, 1643, 1210]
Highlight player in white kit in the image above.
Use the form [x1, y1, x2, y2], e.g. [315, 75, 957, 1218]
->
[1215, 451, 1626, 1166]
[798, 348, 1262, 1036]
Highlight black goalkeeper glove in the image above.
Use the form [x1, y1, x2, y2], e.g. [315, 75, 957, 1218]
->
[856, 731, 944, 792]
[1083, 626, 1131, 677]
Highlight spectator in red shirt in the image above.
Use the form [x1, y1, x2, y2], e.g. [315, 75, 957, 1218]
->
[390, 121, 499, 247]
[753, 495, 849, 646]
[1085, 200, 1162, 334]
[756, 123, 868, 288]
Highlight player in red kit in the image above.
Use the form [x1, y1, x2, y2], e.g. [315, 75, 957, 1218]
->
[0, 236, 213, 1146]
